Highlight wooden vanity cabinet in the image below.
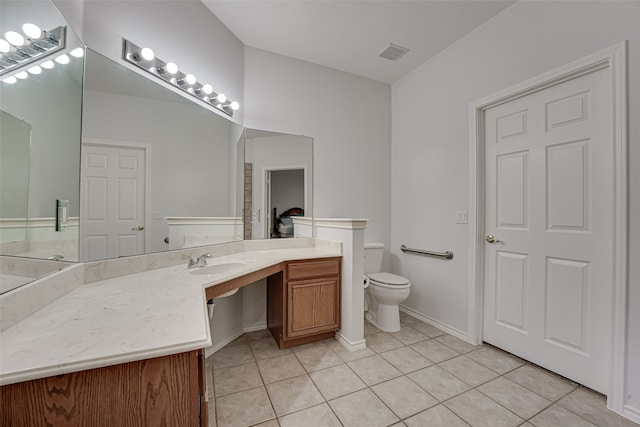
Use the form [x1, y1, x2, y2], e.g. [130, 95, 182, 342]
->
[1, 349, 208, 427]
[268, 257, 341, 348]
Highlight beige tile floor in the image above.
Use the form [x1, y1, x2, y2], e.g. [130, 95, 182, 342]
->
[206, 313, 638, 427]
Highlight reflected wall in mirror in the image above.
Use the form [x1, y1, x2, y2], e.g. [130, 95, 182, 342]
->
[0, 0, 83, 293]
[244, 129, 313, 240]
[80, 49, 245, 261]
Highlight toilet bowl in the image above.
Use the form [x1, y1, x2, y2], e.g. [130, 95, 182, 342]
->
[364, 244, 411, 332]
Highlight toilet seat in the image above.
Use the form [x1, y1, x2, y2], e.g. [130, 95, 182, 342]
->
[367, 272, 411, 289]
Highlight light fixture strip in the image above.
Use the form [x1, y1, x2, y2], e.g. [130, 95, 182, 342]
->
[0, 26, 66, 76]
[123, 39, 238, 117]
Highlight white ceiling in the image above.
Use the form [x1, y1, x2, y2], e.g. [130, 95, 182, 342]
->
[202, 0, 514, 84]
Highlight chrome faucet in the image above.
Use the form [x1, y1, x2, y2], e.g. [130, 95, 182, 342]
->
[187, 253, 212, 268]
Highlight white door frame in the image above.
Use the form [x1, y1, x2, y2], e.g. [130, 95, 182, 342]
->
[467, 42, 628, 413]
[262, 165, 308, 238]
[81, 138, 152, 255]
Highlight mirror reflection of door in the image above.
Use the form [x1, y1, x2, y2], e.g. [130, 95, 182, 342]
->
[0, 111, 30, 246]
[266, 169, 305, 239]
[80, 142, 147, 261]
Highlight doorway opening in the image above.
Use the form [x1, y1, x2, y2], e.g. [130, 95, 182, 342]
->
[266, 168, 306, 239]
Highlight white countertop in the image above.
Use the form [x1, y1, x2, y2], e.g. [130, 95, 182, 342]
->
[0, 246, 340, 386]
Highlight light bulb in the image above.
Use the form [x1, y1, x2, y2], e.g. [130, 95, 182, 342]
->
[140, 47, 154, 61]
[201, 84, 213, 95]
[16, 71, 28, 79]
[216, 93, 227, 103]
[41, 60, 55, 69]
[55, 54, 70, 64]
[5, 31, 24, 47]
[3, 76, 17, 84]
[230, 101, 240, 111]
[27, 65, 42, 74]
[185, 74, 196, 85]
[22, 23, 42, 39]
[70, 47, 84, 58]
[0, 39, 10, 53]
[165, 62, 178, 74]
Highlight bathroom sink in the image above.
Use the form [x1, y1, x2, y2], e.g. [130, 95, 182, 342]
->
[190, 262, 247, 276]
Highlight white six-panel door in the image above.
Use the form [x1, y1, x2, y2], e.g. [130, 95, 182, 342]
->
[80, 144, 146, 262]
[483, 66, 613, 394]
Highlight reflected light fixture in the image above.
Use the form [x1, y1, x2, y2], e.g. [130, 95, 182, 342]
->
[123, 38, 239, 116]
[5, 31, 25, 47]
[27, 65, 42, 74]
[70, 47, 84, 58]
[22, 23, 42, 39]
[0, 39, 10, 53]
[55, 54, 70, 64]
[0, 25, 66, 77]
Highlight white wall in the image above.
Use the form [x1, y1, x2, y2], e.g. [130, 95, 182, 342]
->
[392, 0, 639, 414]
[244, 47, 392, 260]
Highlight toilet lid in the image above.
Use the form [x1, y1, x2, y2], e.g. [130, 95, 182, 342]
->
[368, 272, 410, 286]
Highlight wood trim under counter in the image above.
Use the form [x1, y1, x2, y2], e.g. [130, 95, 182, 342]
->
[1, 350, 205, 427]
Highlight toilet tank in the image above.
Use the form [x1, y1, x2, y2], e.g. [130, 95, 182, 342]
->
[364, 243, 385, 274]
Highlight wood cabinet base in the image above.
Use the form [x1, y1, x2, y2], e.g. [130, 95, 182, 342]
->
[268, 257, 341, 349]
[1, 350, 206, 427]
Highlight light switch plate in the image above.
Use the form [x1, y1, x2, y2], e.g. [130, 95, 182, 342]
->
[456, 210, 468, 224]
[251, 209, 260, 223]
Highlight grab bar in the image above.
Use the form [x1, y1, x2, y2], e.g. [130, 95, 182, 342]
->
[401, 245, 454, 260]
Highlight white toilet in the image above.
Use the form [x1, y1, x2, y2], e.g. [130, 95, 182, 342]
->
[364, 243, 411, 332]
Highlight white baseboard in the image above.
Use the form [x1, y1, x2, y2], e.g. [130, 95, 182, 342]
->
[205, 321, 268, 358]
[623, 404, 640, 424]
[399, 304, 470, 343]
[243, 321, 267, 333]
[336, 331, 367, 352]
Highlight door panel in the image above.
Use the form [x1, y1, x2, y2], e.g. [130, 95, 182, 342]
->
[483, 67, 613, 393]
[81, 144, 146, 261]
[495, 251, 528, 333]
[496, 151, 529, 229]
[545, 257, 590, 353]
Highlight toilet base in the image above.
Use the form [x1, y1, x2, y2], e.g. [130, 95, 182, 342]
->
[365, 304, 401, 332]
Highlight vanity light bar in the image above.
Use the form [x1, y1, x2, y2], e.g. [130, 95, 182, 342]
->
[0, 25, 66, 77]
[123, 39, 239, 117]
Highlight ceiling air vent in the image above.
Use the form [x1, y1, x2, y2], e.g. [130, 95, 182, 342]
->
[378, 43, 409, 61]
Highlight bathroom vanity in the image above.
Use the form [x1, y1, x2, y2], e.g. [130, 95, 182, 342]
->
[0, 240, 341, 426]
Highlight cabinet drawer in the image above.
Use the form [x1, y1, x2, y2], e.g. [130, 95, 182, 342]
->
[287, 258, 340, 281]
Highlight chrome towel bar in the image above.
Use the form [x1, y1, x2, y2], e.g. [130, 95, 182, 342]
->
[401, 245, 454, 260]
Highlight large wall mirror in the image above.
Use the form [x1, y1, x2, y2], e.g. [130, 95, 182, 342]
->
[0, 1, 84, 292]
[0, 0, 314, 295]
[244, 130, 313, 240]
[80, 49, 244, 261]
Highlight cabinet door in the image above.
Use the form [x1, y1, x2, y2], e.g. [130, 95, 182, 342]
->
[287, 277, 339, 337]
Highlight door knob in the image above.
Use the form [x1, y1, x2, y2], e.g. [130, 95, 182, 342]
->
[132, 225, 145, 231]
[485, 235, 503, 244]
